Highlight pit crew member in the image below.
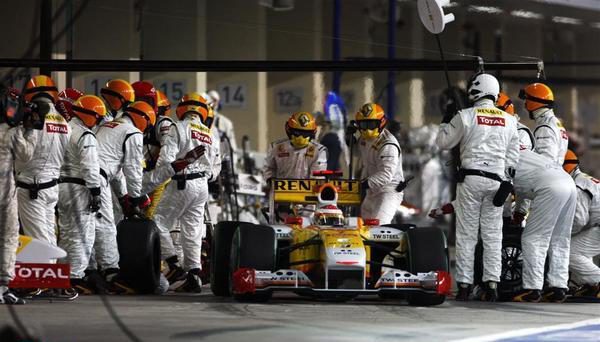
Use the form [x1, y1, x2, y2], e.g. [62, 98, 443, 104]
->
[436, 73, 519, 301]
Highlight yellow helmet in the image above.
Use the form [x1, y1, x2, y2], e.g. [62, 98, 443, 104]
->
[176, 92, 209, 122]
[72, 95, 107, 128]
[563, 149, 579, 174]
[285, 112, 316, 149]
[355, 102, 386, 140]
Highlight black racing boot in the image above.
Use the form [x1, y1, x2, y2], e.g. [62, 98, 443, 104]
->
[71, 278, 95, 295]
[103, 268, 136, 295]
[455, 282, 472, 301]
[512, 289, 542, 302]
[573, 283, 600, 298]
[165, 256, 187, 288]
[542, 287, 568, 303]
[175, 268, 202, 293]
[84, 269, 109, 294]
[165, 255, 186, 284]
[478, 281, 498, 302]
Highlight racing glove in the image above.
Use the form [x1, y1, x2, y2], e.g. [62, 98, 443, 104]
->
[511, 211, 526, 226]
[428, 202, 454, 219]
[505, 167, 516, 180]
[130, 194, 151, 211]
[345, 122, 358, 146]
[118, 194, 130, 212]
[88, 187, 101, 213]
[171, 145, 206, 172]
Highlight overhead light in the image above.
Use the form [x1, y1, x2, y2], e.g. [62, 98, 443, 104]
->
[591, 22, 600, 29]
[510, 10, 543, 20]
[445, 2, 459, 7]
[468, 5, 503, 14]
[552, 16, 582, 25]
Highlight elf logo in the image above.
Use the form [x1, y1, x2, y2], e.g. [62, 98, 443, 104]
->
[46, 123, 68, 134]
[477, 116, 505, 127]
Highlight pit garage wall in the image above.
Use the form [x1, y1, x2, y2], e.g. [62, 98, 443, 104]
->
[2, 1, 600, 169]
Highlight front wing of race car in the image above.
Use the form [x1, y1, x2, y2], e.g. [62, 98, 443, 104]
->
[232, 268, 452, 297]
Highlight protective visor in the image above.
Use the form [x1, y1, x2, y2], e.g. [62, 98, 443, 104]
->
[100, 88, 131, 104]
[518, 89, 554, 107]
[563, 159, 579, 165]
[356, 120, 380, 130]
[288, 128, 314, 138]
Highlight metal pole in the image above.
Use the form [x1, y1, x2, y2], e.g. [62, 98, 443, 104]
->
[332, 0, 341, 93]
[40, 0, 53, 76]
[494, 29, 503, 80]
[435, 35, 452, 91]
[66, 0, 73, 87]
[386, 0, 396, 118]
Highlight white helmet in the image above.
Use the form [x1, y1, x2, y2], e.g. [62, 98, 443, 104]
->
[467, 73, 500, 103]
[207, 90, 220, 104]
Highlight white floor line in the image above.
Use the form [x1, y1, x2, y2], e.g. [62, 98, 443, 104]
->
[452, 317, 600, 342]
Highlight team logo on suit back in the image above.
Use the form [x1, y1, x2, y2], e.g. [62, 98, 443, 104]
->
[46, 123, 69, 133]
[477, 116, 505, 127]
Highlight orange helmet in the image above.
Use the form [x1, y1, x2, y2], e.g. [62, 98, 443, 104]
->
[100, 79, 135, 112]
[24, 75, 58, 103]
[72, 95, 107, 128]
[124, 101, 156, 132]
[156, 90, 171, 117]
[496, 92, 515, 115]
[563, 149, 579, 174]
[176, 92, 209, 122]
[355, 103, 387, 139]
[285, 112, 317, 148]
[519, 83, 554, 112]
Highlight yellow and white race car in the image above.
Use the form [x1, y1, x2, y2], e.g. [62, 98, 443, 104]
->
[210, 172, 451, 306]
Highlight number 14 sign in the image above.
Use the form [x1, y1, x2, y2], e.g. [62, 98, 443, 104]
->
[217, 83, 247, 108]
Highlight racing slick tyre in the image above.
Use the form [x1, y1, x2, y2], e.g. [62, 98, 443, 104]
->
[474, 225, 523, 301]
[230, 223, 276, 302]
[406, 227, 449, 306]
[116, 216, 161, 294]
[210, 221, 241, 296]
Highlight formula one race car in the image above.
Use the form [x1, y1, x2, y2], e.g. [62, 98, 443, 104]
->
[210, 171, 451, 306]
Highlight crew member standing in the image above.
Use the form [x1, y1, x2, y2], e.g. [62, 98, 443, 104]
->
[0, 86, 36, 304]
[352, 103, 404, 226]
[519, 83, 568, 165]
[153, 93, 218, 293]
[57, 95, 106, 294]
[15, 75, 70, 246]
[436, 73, 519, 301]
[263, 112, 327, 181]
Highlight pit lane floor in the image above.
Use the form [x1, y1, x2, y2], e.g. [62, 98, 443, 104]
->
[1, 290, 599, 342]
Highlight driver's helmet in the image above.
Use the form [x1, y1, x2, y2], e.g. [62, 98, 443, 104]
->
[313, 204, 345, 226]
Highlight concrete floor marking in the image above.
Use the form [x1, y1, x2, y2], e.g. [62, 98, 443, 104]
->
[452, 317, 600, 342]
